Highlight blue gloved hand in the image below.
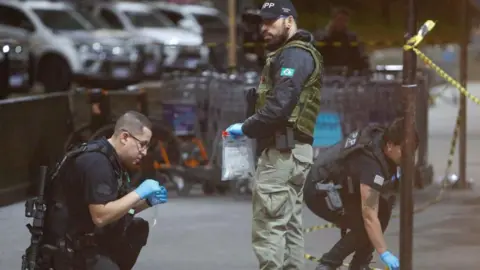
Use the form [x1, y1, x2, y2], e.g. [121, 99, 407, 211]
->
[135, 179, 161, 200]
[147, 186, 168, 206]
[380, 251, 400, 270]
[226, 123, 244, 138]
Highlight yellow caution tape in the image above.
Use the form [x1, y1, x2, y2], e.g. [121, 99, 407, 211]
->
[405, 20, 436, 48]
[404, 22, 480, 105]
[303, 20, 466, 269]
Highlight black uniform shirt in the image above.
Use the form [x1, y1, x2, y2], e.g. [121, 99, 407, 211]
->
[344, 151, 397, 198]
[64, 139, 122, 234]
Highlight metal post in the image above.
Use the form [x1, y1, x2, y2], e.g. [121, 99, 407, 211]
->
[400, 0, 416, 268]
[228, 0, 237, 71]
[458, 0, 469, 189]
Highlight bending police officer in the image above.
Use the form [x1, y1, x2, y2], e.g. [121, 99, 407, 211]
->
[44, 111, 167, 270]
[304, 119, 416, 270]
[226, 0, 323, 269]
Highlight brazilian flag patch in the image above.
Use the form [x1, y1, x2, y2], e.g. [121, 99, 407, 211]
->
[280, 67, 295, 77]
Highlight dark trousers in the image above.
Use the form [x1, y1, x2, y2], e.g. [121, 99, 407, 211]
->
[83, 218, 149, 270]
[305, 189, 392, 269]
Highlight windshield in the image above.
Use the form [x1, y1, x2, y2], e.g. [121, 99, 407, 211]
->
[193, 13, 227, 28]
[76, 9, 113, 30]
[123, 11, 174, 28]
[33, 9, 93, 31]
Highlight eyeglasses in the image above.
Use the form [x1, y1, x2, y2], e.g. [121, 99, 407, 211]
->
[122, 129, 150, 151]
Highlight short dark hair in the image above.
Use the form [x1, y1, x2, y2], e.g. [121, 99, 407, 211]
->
[114, 111, 152, 136]
[382, 117, 419, 148]
[331, 6, 351, 17]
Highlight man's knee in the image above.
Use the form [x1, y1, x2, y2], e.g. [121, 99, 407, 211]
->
[127, 218, 149, 247]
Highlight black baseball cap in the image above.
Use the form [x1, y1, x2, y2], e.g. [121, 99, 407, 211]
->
[259, 0, 298, 20]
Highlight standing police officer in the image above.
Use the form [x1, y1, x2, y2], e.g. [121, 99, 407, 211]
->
[313, 7, 369, 73]
[44, 111, 167, 270]
[304, 119, 415, 270]
[226, 0, 323, 269]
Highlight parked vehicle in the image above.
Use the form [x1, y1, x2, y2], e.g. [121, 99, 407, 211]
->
[0, 32, 31, 99]
[0, 0, 142, 92]
[150, 2, 228, 36]
[75, 7, 165, 81]
[90, 1, 209, 70]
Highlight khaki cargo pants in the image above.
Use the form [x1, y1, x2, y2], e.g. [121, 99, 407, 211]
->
[252, 143, 313, 270]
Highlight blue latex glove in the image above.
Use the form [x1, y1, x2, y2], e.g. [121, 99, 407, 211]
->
[392, 167, 401, 182]
[380, 251, 400, 270]
[147, 186, 168, 206]
[226, 123, 244, 138]
[135, 179, 161, 200]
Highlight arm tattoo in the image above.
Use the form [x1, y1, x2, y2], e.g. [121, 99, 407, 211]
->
[363, 189, 380, 210]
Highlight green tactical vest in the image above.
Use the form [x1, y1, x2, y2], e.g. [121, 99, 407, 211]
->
[255, 39, 323, 137]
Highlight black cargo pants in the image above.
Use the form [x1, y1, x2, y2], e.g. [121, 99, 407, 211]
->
[83, 217, 150, 270]
[305, 185, 392, 269]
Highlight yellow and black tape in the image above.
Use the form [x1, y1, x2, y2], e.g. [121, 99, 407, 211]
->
[404, 21, 480, 105]
[303, 223, 337, 234]
[303, 20, 466, 269]
[205, 39, 455, 49]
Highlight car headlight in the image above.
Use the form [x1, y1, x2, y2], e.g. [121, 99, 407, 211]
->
[2, 44, 10, 54]
[1, 43, 28, 60]
[14, 45, 22, 54]
[13, 44, 28, 60]
[126, 46, 139, 62]
[75, 42, 104, 54]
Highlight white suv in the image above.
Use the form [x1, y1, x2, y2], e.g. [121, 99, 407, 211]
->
[0, 0, 141, 92]
[150, 2, 228, 36]
[90, 1, 209, 70]
[74, 8, 164, 81]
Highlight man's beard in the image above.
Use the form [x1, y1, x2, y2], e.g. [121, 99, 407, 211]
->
[264, 26, 289, 51]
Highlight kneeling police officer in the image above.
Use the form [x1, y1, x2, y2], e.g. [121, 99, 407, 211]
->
[38, 111, 167, 270]
[304, 118, 417, 270]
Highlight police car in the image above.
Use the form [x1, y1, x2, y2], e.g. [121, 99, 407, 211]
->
[0, 0, 142, 92]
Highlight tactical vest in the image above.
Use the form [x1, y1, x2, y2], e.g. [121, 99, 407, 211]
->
[310, 124, 393, 189]
[43, 140, 130, 248]
[255, 39, 323, 137]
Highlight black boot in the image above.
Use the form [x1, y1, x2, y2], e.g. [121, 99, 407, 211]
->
[315, 263, 338, 270]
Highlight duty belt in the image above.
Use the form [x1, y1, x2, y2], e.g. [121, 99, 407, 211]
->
[67, 233, 97, 251]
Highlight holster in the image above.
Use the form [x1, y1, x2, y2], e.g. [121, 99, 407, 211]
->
[245, 87, 257, 118]
[315, 182, 344, 214]
[274, 126, 295, 151]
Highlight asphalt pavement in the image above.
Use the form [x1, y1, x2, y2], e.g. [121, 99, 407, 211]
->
[2, 83, 480, 270]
